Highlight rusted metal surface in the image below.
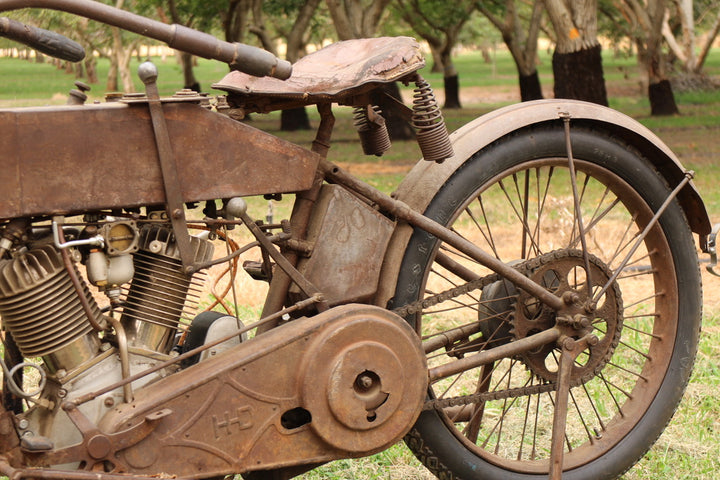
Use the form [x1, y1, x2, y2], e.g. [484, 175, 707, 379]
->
[258, 104, 334, 333]
[0, 101, 320, 219]
[53, 304, 424, 478]
[0, 5, 706, 479]
[214, 37, 424, 107]
[139, 63, 195, 271]
[289, 185, 395, 306]
[0, 409, 19, 454]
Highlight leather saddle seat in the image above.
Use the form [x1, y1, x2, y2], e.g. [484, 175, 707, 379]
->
[213, 36, 425, 111]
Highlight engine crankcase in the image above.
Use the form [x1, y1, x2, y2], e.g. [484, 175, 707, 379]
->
[96, 304, 426, 477]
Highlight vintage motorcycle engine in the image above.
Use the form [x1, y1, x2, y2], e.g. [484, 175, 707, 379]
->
[0, 221, 213, 452]
[0, 244, 103, 374]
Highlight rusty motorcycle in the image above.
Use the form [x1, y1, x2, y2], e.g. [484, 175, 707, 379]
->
[0, 1, 712, 480]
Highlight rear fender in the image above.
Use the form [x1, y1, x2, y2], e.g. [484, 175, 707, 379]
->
[374, 99, 710, 308]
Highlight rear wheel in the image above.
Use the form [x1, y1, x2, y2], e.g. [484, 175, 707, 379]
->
[392, 125, 701, 479]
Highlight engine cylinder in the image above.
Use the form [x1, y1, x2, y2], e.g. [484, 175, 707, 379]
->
[120, 225, 213, 353]
[0, 245, 102, 373]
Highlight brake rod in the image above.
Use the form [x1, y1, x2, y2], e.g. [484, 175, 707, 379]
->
[426, 328, 561, 382]
[592, 171, 693, 303]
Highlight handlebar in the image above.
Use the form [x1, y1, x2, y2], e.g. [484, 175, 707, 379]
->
[0, 0, 292, 79]
[0, 17, 85, 62]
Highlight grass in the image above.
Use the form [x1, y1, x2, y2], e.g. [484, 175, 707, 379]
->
[2, 46, 720, 480]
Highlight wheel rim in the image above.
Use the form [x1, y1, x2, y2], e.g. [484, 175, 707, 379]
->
[416, 158, 678, 473]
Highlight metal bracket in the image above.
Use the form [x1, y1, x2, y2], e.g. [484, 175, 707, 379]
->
[138, 61, 195, 273]
[31, 402, 172, 471]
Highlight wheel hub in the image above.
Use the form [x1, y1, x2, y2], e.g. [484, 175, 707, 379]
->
[512, 250, 623, 385]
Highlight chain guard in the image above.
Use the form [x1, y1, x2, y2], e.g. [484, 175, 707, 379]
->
[13, 305, 426, 478]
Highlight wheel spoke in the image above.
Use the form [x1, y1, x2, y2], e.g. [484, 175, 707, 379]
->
[393, 131, 698, 479]
[497, 178, 543, 258]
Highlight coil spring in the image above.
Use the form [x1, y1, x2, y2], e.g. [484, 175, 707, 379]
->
[412, 76, 454, 162]
[353, 105, 391, 156]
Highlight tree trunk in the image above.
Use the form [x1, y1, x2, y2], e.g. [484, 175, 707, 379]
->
[180, 51, 200, 92]
[519, 70, 543, 101]
[370, 83, 415, 141]
[477, 0, 544, 103]
[552, 44, 608, 106]
[428, 45, 444, 73]
[281, 108, 312, 131]
[85, 57, 98, 84]
[443, 74, 462, 109]
[107, 57, 119, 91]
[279, 0, 321, 132]
[649, 79, 679, 115]
[118, 49, 134, 93]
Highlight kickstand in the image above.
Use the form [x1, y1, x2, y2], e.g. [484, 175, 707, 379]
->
[549, 334, 597, 480]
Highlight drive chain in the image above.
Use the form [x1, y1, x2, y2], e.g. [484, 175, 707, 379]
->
[391, 250, 605, 413]
[391, 252, 562, 319]
[422, 382, 556, 411]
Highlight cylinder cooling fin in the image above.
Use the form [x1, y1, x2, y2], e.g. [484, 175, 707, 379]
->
[0, 245, 102, 363]
[120, 224, 214, 353]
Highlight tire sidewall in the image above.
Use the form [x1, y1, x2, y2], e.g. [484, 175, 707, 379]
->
[394, 126, 701, 480]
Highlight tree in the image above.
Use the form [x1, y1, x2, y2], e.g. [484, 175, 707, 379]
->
[160, 1, 203, 91]
[663, 0, 720, 75]
[395, 0, 476, 109]
[615, 0, 678, 115]
[326, 0, 391, 38]
[326, 0, 414, 140]
[476, 0, 545, 101]
[262, 0, 324, 131]
[220, 0, 253, 43]
[543, 0, 608, 105]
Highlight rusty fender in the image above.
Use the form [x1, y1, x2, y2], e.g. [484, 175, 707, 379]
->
[90, 304, 425, 478]
[374, 99, 711, 308]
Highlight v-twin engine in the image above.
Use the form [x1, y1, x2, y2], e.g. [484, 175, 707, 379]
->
[0, 223, 213, 452]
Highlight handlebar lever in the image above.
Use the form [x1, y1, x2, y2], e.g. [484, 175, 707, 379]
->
[0, 16, 85, 62]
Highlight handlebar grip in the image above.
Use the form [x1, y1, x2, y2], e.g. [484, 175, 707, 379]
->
[170, 24, 292, 80]
[0, 17, 85, 62]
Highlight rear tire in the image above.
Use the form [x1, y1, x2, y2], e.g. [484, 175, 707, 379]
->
[392, 125, 701, 479]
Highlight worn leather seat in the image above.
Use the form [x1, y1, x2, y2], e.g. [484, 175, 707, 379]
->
[213, 36, 424, 107]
